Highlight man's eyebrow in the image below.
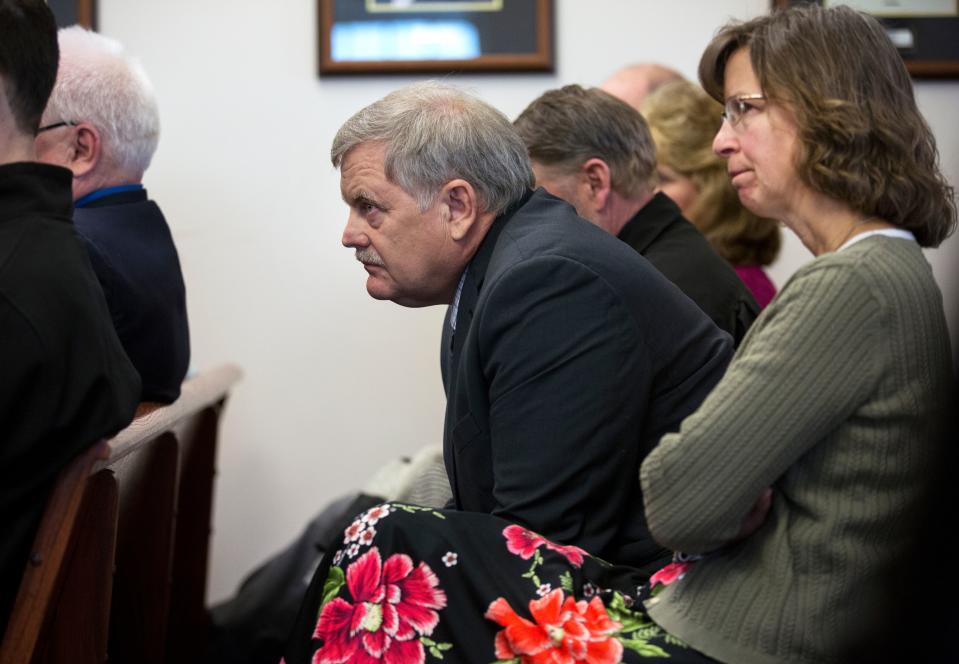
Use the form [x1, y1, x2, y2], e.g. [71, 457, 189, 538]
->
[343, 189, 381, 208]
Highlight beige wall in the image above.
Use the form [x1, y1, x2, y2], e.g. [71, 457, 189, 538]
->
[96, 0, 958, 602]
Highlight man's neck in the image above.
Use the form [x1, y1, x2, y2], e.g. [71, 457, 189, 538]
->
[0, 130, 36, 166]
[601, 189, 655, 237]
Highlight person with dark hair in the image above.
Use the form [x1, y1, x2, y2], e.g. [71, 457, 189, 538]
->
[0, 0, 140, 629]
[283, 6, 953, 663]
[514, 84, 760, 345]
[35, 26, 190, 404]
[642, 80, 781, 307]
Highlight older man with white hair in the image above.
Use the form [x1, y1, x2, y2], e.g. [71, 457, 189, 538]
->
[35, 26, 189, 403]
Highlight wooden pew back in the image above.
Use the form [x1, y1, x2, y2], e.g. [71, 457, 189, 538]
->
[0, 364, 242, 664]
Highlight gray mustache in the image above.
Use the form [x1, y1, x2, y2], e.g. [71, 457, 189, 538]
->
[355, 248, 385, 267]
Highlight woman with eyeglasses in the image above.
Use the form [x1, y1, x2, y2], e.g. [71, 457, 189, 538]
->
[283, 6, 954, 663]
[638, 4, 955, 663]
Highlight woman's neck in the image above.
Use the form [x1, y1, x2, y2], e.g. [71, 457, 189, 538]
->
[782, 191, 894, 256]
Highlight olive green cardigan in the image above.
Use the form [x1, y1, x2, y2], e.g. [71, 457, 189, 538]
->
[641, 236, 952, 664]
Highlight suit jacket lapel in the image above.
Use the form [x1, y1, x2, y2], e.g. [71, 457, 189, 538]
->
[448, 269, 478, 390]
[442, 189, 534, 507]
[440, 305, 453, 394]
[445, 192, 528, 390]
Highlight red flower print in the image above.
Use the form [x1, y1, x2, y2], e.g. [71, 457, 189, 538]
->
[486, 588, 623, 663]
[504, 524, 545, 559]
[313, 547, 447, 663]
[649, 561, 690, 588]
[503, 525, 587, 567]
[544, 541, 587, 567]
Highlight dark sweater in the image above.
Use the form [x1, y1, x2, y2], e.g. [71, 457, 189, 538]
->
[0, 162, 141, 628]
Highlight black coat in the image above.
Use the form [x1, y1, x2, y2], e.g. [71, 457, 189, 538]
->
[0, 163, 141, 627]
[618, 193, 759, 347]
[441, 188, 732, 574]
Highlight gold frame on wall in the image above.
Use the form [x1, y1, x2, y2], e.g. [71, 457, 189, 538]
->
[316, 0, 554, 76]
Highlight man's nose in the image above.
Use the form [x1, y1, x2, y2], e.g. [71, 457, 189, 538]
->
[341, 212, 368, 248]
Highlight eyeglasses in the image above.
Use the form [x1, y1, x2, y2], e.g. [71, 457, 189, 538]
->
[721, 95, 766, 127]
[36, 120, 77, 134]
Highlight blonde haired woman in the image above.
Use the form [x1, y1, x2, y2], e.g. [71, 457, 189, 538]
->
[643, 79, 780, 307]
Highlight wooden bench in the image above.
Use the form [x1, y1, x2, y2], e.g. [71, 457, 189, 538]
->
[0, 364, 243, 664]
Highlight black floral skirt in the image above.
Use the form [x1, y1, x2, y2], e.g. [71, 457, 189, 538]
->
[282, 503, 716, 664]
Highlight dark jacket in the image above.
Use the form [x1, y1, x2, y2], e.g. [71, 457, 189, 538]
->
[441, 188, 732, 574]
[618, 192, 759, 346]
[0, 163, 141, 628]
[75, 189, 190, 402]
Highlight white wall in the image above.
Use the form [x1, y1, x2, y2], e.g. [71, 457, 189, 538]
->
[96, 0, 959, 602]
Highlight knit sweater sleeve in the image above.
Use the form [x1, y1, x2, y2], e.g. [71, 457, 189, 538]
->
[640, 259, 881, 553]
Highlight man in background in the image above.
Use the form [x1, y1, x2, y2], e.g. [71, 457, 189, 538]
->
[0, 0, 140, 628]
[35, 26, 189, 403]
[515, 84, 758, 345]
[601, 61, 684, 110]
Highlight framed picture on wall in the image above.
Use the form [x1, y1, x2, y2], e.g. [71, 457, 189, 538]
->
[317, 0, 554, 76]
[46, 0, 97, 29]
[773, 0, 959, 78]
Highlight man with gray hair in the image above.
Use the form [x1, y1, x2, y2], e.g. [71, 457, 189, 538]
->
[35, 26, 189, 403]
[335, 81, 732, 574]
[515, 84, 758, 345]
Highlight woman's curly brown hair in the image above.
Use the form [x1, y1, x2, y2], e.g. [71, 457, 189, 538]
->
[698, 4, 956, 248]
[643, 80, 781, 266]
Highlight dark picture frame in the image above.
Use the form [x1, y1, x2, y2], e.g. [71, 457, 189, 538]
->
[317, 0, 554, 76]
[47, 0, 97, 29]
[773, 0, 959, 78]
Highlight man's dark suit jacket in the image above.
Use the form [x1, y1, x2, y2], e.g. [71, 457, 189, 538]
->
[75, 189, 190, 402]
[440, 188, 733, 574]
[619, 192, 759, 347]
[0, 163, 141, 629]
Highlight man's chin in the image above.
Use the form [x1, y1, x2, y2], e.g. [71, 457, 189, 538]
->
[365, 276, 404, 304]
[365, 283, 393, 302]
[364, 277, 437, 308]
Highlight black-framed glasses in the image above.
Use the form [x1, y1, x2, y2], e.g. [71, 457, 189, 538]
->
[36, 120, 77, 134]
[721, 95, 766, 127]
